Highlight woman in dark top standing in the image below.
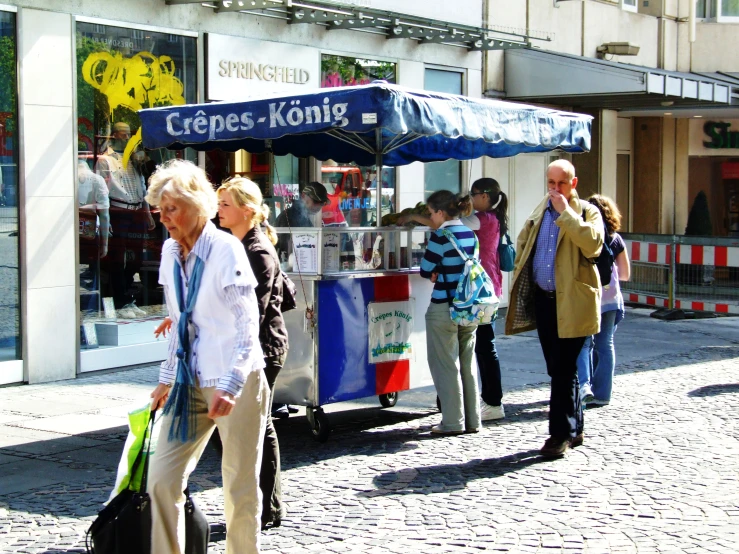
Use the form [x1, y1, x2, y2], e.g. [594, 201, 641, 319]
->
[217, 177, 288, 530]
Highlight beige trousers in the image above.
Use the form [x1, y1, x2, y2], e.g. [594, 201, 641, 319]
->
[148, 369, 270, 554]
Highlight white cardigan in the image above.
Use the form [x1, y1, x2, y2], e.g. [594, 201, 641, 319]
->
[158, 222, 265, 396]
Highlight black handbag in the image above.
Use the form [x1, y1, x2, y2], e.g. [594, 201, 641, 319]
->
[184, 487, 210, 554]
[86, 411, 210, 554]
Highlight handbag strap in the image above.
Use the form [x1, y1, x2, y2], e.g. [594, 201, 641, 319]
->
[128, 409, 157, 493]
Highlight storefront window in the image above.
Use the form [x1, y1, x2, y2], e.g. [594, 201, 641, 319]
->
[0, 11, 20, 364]
[698, 0, 739, 18]
[76, 22, 196, 365]
[320, 55, 397, 228]
[620, 0, 637, 12]
[424, 68, 463, 197]
[722, 0, 739, 16]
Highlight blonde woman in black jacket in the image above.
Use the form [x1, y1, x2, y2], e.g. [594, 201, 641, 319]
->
[218, 177, 288, 531]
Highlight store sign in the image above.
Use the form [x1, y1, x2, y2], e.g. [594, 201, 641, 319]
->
[368, 300, 415, 364]
[689, 119, 739, 156]
[207, 34, 319, 101]
[703, 121, 739, 149]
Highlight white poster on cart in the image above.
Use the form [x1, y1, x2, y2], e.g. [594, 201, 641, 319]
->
[291, 233, 318, 274]
[368, 300, 415, 364]
[322, 231, 340, 272]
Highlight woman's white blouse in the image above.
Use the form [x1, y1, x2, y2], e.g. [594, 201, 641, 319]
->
[158, 221, 265, 396]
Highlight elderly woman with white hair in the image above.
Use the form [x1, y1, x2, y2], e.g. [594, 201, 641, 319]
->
[146, 159, 269, 554]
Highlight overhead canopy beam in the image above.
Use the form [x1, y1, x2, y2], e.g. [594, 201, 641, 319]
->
[165, 0, 549, 50]
[503, 48, 735, 110]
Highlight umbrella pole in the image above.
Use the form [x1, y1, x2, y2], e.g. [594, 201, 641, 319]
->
[375, 129, 382, 228]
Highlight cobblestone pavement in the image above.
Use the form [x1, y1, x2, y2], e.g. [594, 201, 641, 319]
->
[1, 312, 738, 553]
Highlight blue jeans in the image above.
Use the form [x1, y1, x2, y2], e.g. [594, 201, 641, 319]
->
[577, 335, 594, 391]
[577, 310, 618, 402]
[592, 310, 618, 402]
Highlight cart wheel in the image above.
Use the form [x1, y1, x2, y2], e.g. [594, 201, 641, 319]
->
[379, 392, 398, 408]
[436, 395, 441, 412]
[307, 408, 331, 443]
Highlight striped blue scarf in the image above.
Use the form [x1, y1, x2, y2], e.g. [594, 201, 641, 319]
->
[163, 255, 205, 442]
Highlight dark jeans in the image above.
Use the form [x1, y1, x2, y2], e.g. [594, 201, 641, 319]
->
[475, 323, 502, 406]
[534, 288, 585, 440]
[261, 352, 287, 526]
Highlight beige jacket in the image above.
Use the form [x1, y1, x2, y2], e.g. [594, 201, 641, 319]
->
[505, 190, 604, 339]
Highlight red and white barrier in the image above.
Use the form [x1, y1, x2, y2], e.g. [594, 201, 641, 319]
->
[628, 241, 739, 267]
[624, 240, 739, 314]
[625, 293, 739, 315]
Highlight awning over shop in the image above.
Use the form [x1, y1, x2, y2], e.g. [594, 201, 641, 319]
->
[503, 48, 737, 110]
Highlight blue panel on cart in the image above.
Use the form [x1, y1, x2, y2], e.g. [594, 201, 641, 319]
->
[317, 278, 375, 404]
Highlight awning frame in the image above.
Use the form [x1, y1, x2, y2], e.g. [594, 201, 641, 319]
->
[165, 0, 551, 51]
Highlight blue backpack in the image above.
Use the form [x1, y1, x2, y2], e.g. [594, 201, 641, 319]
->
[440, 229, 500, 326]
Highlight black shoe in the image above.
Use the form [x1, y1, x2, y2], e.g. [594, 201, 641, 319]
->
[286, 405, 299, 414]
[540, 436, 570, 458]
[570, 433, 584, 448]
[261, 518, 281, 531]
[271, 404, 289, 419]
[261, 503, 286, 531]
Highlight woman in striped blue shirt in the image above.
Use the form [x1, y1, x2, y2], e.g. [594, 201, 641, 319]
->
[420, 190, 482, 435]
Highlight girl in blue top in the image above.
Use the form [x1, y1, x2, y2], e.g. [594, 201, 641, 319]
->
[420, 190, 481, 435]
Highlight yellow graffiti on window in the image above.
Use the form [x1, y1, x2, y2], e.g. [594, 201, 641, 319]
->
[82, 51, 187, 167]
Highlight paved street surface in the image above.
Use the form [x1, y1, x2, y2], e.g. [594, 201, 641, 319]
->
[1, 308, 738, 553]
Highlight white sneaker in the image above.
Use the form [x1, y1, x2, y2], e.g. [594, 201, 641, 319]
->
[117, 307, 137, 319]
[580, 384, 595, 404]
[480, 402, 505, 421]
[123, 302, 147, 316]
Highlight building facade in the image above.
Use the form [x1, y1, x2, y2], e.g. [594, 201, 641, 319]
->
[484, 0, 739, 253]
[0, 0, 493, 385]
[5, 0, 735, 386]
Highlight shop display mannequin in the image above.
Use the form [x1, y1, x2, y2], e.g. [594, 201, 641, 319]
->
[95, 122, 155, 318]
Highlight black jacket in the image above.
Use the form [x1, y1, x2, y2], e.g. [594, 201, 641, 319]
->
[241, 225, 288, 357]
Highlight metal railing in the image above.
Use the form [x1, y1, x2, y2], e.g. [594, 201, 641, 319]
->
[621, 233, 739, 314]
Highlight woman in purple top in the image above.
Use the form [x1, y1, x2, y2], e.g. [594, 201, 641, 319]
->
[580, 195, 631, 406]
[461, 178, 508, 421]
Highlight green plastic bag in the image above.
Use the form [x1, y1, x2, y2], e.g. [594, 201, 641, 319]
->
[108, 404, 152, 503]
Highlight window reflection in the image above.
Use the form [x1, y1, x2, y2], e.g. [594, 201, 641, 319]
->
[76, 22, 196, 354]
[0, 11, 20, 362]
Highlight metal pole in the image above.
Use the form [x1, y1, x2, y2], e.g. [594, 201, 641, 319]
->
[375, 128, 382, 228]
[669, 235, 677, 309]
